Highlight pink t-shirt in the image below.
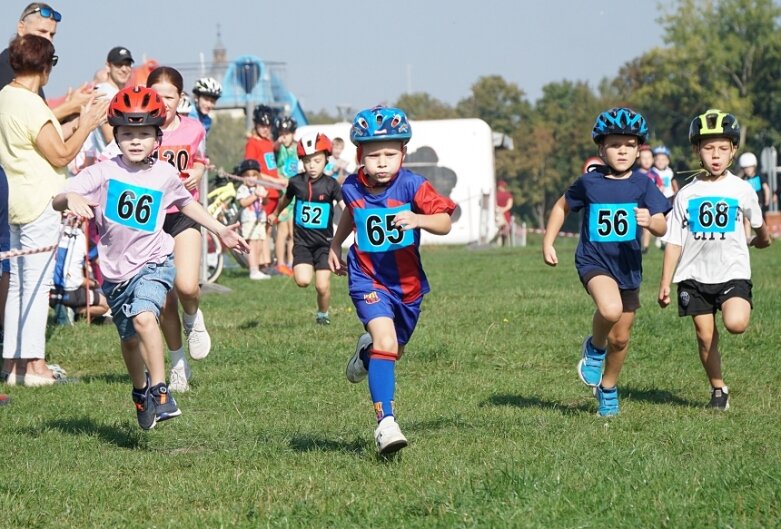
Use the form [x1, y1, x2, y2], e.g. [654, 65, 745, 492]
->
[62, 156, 193, 282]
[155, 115, 207, 212]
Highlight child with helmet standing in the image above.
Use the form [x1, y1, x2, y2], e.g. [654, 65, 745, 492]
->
[189, 77, 222, 135]
[245, 105, 288, 276]
[737, 152, 770, 218]
[543, 107, 670, 417]
[658, 109, 771, 411]
[53, 86, 248, 429]
[328, 106, 456, 454]
[269, 132, 344, 324]
[235, 159, 269, 280]
[273, 116, 299, 276]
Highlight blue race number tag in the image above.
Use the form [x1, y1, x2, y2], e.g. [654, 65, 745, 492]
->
[105, 179, 163, 232]
[354, 204, 414, 253]
[589, 203, 637, 242]
[285, 159, 298, 177]
[687, 197, 738, 233]
[263, 152, 277, 171]
[295, 200, 330, 229]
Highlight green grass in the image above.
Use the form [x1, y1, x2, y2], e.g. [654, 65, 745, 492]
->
[2, 237, 781, 528]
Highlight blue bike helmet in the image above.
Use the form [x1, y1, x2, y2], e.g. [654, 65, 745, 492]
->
[592, 107, 648, 144]
[652, 145, 671, 158]
[350, 106, 412, 145]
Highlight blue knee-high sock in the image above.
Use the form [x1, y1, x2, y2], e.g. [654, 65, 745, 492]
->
[368, 350, 396, 422]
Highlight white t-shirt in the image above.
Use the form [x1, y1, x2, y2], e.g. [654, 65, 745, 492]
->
[236, 184, 265, 224]
[653, 167, 676, 198]
[88, 82, 120, 155]
[664, 171, 763, 284]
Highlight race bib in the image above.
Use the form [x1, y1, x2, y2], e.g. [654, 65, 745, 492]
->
[155, 145, 191, 172]
[589, 203, 637, 242]
[284, 159, 298, 177]
[687, 197, 738, 233]
[263, 152, 277, 171]
[354, 204, 414, 253]
[104, 179, 163, 232]
[295, 200, 330, 229]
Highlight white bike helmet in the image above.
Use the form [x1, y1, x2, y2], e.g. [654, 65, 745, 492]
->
[738, 152, 758, 169]
[192, 77, 222, 99]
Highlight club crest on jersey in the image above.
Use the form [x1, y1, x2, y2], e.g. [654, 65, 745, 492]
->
[364, 291, 380, 305]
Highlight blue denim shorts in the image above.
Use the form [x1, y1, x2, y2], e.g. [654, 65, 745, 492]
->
[101, 255, 175, 341]
[351, 289, 422, 345]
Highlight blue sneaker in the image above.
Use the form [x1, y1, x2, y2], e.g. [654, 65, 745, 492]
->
[577, 336, 605, 387]
[596, 385, 619, 417]
[131, 385, 157, 430]
[151, 383, 181, 422]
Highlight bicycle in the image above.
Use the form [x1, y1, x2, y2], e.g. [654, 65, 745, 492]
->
[204, 173, 249, 283]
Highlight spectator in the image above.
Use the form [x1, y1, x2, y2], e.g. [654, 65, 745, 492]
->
[0, 3, 93, 122]
[325, 137, 355, 184]
[0, 34, 106, 386]
[495, 180, 513, 246]
[89, 46, 134, 154]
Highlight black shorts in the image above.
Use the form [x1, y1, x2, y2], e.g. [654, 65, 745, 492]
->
[580, 269, 641, 312]
[163, 212, 200, 237]
[49, 287, 102, 308]
[677, 279, 753, 317]
[293, 244, 330, 270]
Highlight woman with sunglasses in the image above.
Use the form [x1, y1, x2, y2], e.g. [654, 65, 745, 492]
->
[0, 34, 107, 386]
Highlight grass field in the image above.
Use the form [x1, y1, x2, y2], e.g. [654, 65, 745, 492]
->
[1, 236, 780, 528]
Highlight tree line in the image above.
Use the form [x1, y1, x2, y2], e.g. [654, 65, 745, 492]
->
[209, 0, 781, 228]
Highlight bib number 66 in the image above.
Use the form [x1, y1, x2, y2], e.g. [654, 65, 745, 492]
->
[118, 191, 153, 224]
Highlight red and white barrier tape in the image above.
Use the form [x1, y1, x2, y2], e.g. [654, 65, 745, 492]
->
[0, 216, 81, 261]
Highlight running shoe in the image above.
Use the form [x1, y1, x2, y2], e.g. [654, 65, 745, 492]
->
[151, 383, 181, 422]
[132, 384, 157, 430]
[375, 416, 408, 454]
[577, 336, 605, 387]
[709, 386, 730, 411]
[184, 309, 211, 360]
[596, 385, 619, 417]
[346, 333, 372, 383]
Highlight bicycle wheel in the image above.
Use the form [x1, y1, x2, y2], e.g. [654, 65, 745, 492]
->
[205, 231, 224, 283]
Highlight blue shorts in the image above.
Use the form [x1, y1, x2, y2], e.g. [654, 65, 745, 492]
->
[351, 289, 422, 345]
[101, 255, 175, 341]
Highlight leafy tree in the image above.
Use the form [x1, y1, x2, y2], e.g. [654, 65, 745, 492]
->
[456, 75, 531, 134]
[394, 93, 458, 120]
[207, 114, 248, 174]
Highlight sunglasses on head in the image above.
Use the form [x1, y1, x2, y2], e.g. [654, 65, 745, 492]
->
[23, 6, 62, 22]
[50, 55, 58, 67]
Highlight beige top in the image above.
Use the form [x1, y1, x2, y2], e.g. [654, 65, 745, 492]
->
[0, 84, 66, 224]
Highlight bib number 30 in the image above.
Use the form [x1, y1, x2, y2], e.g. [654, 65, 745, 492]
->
[105, 179, 162, 232]
[589, 203, 637, 243]
[354, 204, 414, 252]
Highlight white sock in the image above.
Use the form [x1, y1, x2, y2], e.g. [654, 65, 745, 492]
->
[182, 310, 198, 327]
[170, 347, 186, 369]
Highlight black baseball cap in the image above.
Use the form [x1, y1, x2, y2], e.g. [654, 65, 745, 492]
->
[107, 46, 134, 65]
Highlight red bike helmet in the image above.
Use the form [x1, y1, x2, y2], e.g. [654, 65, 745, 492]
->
[297, 132, 333, 157]
[108, 86, 166, 127]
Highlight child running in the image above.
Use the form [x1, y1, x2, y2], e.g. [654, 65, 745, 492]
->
[53, 86, 248, 429]
[658, 109, 771, 411]
[329, 106, 456, 454]
[268, 132, 344, 325]
[542, 107, 670, 417]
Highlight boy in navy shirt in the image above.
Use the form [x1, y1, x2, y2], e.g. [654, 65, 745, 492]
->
[542, 107, 670, 416]
[329, 106, 456, 454]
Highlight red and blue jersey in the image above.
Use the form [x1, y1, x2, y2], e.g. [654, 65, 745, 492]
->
[342, 168, 456, 303]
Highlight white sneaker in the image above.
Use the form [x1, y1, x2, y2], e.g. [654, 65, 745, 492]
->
[169, 361, 191, 393]
[374, 416, 408, 455]
[346, 333, 372, 383]
[184, 309, 211, 360]
[249, 270, 271, 280]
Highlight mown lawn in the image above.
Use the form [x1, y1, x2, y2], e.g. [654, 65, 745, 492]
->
[1, 237, 780, 528]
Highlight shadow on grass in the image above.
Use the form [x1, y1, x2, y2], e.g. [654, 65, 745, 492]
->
[27, 416, 143, 449]
[621, 385, 699, 408]
[79, 372, 129, 385]
[289, 435, 366, 455]
[483, 394, 592, 415]
[238, 319, 260, 330]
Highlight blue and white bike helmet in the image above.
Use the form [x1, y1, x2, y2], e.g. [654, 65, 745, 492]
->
[350, 106, 412, 145]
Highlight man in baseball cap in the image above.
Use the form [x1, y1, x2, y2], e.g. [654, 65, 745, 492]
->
[90, 46, 135, 150]
[107, 46, 134, 65]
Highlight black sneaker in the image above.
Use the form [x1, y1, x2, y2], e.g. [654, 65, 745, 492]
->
[151, 383, 182, 422]
[316, 315, 330, 325]
[132, 386, 157, 430]
[709, 386, 730, 411]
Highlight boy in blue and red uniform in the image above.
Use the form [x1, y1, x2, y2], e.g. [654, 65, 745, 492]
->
[329, 106, 456, 455]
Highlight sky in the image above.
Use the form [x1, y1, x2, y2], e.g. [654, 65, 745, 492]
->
[4, 0, 670, 115]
